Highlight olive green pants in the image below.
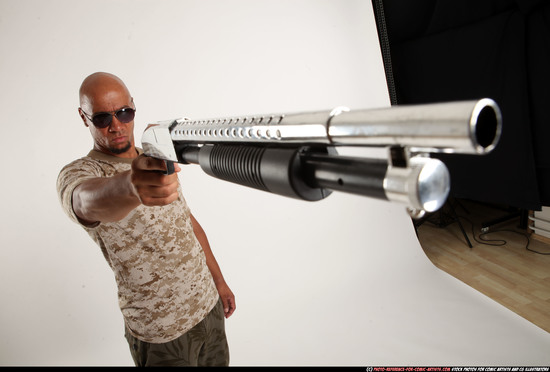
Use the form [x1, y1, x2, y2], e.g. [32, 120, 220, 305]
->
[124, 299, 230, 366]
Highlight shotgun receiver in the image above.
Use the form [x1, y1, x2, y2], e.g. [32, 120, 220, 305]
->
[141, 99, 501, 217]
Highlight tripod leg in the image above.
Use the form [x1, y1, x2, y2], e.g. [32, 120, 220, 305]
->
[449, 200, 473, 248]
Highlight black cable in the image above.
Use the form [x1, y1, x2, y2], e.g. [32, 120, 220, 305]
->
[457, 214, 550, 255]
[419, 200, 550, 255]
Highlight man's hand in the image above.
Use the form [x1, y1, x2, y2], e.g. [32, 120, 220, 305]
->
[131, 154, 181, 206]
[217, 283, 236, 319]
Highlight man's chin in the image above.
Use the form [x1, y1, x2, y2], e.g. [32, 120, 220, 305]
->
[109, 142, 132, 155]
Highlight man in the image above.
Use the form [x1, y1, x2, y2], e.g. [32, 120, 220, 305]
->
[57, 72, 235, 366]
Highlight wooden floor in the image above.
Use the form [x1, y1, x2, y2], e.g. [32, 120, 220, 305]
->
[415, 198, 550, 333]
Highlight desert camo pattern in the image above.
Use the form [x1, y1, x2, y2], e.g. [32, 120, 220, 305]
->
[56, 149, 219, 343]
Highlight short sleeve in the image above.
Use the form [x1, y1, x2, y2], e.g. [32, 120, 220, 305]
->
[56, 158, 105, 226]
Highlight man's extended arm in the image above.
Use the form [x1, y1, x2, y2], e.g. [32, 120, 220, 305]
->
[72, 155, 181, 224]
[191, 213, 236, 319]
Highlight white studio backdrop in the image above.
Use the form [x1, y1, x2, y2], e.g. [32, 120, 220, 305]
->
[0, 0, 549, 366]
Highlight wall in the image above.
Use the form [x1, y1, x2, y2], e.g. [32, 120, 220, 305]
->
[0, 0, 549, 366]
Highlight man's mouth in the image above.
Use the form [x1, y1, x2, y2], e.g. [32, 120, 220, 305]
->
[111, 136, 127, 144]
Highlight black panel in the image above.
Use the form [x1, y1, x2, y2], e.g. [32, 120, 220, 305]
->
[373, 0, 549, 210]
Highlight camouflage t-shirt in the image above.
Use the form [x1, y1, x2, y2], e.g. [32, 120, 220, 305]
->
[56, 149, 219, 343]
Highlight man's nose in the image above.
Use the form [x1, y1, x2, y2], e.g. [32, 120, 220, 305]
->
[109, 116, 124, 131]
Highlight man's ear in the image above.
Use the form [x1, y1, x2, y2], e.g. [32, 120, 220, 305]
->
[78, 107, 89, 127]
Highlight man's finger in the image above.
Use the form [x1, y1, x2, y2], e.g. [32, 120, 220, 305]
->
[139, 193, 180, 207]
[134, 154, 170, 172]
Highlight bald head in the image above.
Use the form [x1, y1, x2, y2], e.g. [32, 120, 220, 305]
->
[79, 72, 131, 111]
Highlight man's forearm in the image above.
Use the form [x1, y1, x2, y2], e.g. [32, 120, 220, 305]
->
[72, 170, 140, 224]
[191, 212, 236, 318]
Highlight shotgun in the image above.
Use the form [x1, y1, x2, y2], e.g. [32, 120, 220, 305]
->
[141, 99, 501, 218]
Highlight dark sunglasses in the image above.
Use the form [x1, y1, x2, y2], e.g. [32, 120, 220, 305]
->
[81, 107, 136, 128]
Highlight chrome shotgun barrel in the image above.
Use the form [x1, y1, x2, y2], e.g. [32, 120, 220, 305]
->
[166, 98, 501, 154]
[142, 99, 502, 216]
[329, 98, 501, 154]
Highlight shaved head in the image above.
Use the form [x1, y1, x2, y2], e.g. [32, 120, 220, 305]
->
[79, 72, 131, 112]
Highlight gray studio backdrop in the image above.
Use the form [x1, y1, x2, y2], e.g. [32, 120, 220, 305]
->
[1, 0, 549, 366]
